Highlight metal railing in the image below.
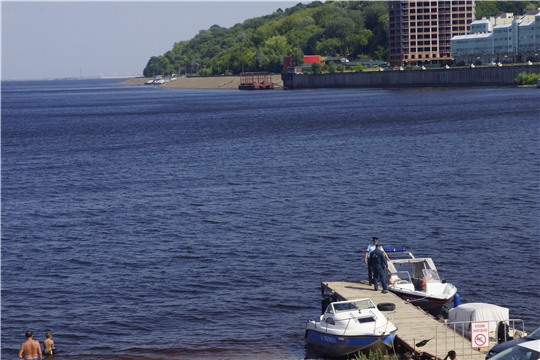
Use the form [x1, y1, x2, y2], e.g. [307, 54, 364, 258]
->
[433, 319, 526, 360]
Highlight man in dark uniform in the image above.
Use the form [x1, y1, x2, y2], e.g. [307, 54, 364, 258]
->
[369, 244, 389, 293]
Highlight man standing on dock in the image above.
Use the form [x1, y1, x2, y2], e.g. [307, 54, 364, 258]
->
[363, 237, 379, 285]
[369, 244, 389, 293]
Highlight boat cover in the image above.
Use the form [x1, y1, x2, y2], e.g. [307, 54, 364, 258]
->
[448, 303, 509, 332]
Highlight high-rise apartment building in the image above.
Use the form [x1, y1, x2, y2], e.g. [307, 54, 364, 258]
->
[388, 1, 475, 66]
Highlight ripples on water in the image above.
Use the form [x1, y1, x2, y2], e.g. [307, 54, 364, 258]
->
[2, 80, 538, 359]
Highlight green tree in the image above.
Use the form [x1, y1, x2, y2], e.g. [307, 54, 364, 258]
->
[324, 17, 356, 39]
[373, 45, 388, 61]
[315, 38, 343, 56]
[290, 48, 304, 66]
[312, 62, 323, 74]
[475, 1, 500, 19]
[515, 72, 540, 85]
[327, 62, 337, 73]
[303, 28, 324, 55]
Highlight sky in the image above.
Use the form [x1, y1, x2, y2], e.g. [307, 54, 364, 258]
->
[1, 1, 307, 80]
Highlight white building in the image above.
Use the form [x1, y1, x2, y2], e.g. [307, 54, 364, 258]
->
[451, 10, 540, 64]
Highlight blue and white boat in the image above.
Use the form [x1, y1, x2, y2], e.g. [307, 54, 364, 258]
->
[305, 298, 398, 357]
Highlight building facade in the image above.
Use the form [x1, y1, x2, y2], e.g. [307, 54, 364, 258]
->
[451, 11, 540, 64]
[388, 0, 475, 66]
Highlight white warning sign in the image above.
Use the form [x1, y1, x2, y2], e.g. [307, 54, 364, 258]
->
[471, 321, 490, 348]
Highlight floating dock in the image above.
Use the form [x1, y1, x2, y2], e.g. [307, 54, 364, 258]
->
[238, 72, 275, 90]
[322, 280, 486, 360]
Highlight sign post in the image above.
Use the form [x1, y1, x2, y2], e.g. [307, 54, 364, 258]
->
[471, 321, 490, 348]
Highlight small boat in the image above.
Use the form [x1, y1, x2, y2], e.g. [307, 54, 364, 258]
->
[144, 79, 155, 85]
[385, 249, 458, 316]
[305, 298, 398, 357]
[447, 303, 527, 342]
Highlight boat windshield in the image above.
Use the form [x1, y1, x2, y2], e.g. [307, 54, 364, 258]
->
[330, 299, 375, 313]
[389, 271, 412, 284]
[422, 269, 441, 282]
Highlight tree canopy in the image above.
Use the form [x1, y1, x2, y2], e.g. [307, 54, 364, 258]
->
[143, 0, 540, 77]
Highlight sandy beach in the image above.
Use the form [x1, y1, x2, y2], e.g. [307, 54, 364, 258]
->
[120, 75, 284, 90]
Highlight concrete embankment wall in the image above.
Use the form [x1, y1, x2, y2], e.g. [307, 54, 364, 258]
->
[282, 65, 540, 89]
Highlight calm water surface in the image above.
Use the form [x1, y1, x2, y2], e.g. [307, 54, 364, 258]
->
[1, 80, 538, 359]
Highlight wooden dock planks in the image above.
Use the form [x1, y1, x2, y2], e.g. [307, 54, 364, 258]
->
[322, 280, 486, 360]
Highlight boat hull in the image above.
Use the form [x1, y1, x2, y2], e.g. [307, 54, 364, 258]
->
[305, 329, 396, 357]
[388, 290, 452, 315]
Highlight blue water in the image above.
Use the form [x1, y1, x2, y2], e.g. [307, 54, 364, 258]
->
[2, 79, 538, 359]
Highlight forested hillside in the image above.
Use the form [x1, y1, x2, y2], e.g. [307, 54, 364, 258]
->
[143, 1, 540, 77]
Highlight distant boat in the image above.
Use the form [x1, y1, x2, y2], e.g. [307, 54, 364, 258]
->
[145, 79, 154, 85]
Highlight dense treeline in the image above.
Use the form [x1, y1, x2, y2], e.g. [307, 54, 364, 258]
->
[475, 0, 540, 19]
[143, 1, 540, 77]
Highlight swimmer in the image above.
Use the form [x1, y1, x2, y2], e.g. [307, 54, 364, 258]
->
[43, 332, 55, 356]
[18, 330, 42, 360]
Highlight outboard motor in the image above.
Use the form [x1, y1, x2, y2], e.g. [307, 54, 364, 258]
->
[497, 321, 511, 343]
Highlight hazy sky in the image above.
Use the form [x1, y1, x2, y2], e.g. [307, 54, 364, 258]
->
[1, 1, 305, 80]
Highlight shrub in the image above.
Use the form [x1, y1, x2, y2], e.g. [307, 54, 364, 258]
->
[514, 72, 540, 85]
[353, 349, 398, 360]
[198, 68, 212, 77]
[327, 62, 337, 73]
[350, 64, 365, 72]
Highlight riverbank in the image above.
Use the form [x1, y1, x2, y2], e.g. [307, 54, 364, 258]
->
[121, 75, 284, 90]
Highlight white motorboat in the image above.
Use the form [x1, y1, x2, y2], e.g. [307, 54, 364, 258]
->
[305, 298, 398, 357]
[385, 250, 458, 316]
[447, 303, 527, 342]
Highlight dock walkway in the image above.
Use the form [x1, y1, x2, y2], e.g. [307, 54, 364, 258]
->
[322, 280, 486, 360]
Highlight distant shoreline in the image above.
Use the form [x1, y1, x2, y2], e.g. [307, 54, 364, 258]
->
[120, 75, 284, 90]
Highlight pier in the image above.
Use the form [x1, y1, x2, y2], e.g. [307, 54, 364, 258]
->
[238, 72, 275, 90]
[322, 280, 486, 360]
[282, 64, 540, 89]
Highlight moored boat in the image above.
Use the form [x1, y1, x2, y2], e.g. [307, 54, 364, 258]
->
[447, 303, 527, 342]
[385, 249, 458, 316]
[305, 298, 398, 357]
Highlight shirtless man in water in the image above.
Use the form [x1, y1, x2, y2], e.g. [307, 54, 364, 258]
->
[43, 332, 55, 356]
[18, 331, 42, 360]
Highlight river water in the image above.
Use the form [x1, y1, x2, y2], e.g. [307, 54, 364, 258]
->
[1, 80, 538, 359]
